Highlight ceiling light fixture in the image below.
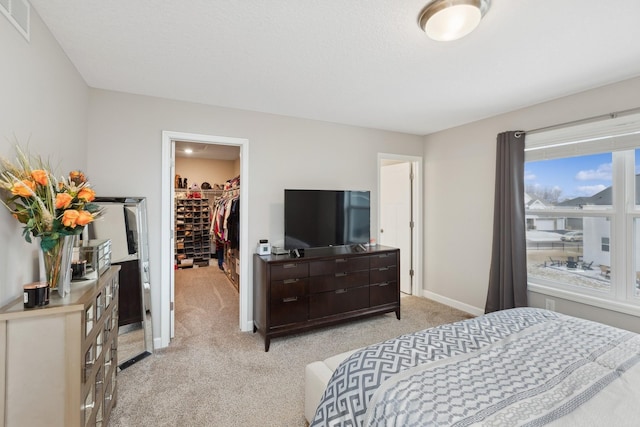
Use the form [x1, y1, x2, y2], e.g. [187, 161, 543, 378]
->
[418, 0, 491, 42]
[184, 148, 193, 154]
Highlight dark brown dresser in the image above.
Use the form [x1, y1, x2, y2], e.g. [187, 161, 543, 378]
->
[253, 245, 400, 351]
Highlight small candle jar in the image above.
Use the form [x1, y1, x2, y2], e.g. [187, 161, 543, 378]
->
[23, 281, 50, 308]
[71, 260, 87, 279]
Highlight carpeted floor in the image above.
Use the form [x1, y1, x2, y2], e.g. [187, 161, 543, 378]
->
[108, 265, 472, 426]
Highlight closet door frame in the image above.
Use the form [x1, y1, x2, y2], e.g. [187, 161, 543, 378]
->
[160, 131, 250, 348]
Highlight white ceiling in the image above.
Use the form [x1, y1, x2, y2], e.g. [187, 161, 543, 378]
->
[174, 140, 239, 160]
[29, 0, 640, 136]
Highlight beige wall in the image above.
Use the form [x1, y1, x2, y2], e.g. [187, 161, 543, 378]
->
[175, 157, 238, 189]
[424, 76, 640, 329]
[0, 10, 89, 305]
[5, 5, 640, 339]
[86, 89, 425, 341]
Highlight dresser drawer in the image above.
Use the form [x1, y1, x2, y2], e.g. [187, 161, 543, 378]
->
[370, 281, 398, 306]
[369, 252, 397, 269]
[270, 277, 307, 302]
[270, 296, 308, 326]
[309, 256, 369, 276]
[309, 270, 369, 293]
[271, 262, 309, 281]
[309, 286, 369, 319]
[370, 265, 397, 284]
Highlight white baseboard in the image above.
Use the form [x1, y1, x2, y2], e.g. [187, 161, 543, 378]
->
[154, 337, 164, 350]
[242, 320, 254, 332]
[419, 290, 484, 317]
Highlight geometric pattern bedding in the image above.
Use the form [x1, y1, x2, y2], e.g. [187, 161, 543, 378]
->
[310, 308, 640, 426]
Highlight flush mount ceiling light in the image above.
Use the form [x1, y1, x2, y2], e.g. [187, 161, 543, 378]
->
[418, 0, 491, 42]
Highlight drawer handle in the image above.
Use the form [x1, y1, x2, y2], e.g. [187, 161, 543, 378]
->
[378, 282, 390, 287]
[335, 258, 347, 263]
[335, 289, 348, 294]
[282, 297, 298, 303]
[82, 401, 95, 410]
[283, 278, 299, 284]
[378, 267, 389, 271]
[283, 263, 297, 269]
[335, 272, 347, 277]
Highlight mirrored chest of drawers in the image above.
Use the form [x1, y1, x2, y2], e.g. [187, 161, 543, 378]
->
[0, 265, 120, 427]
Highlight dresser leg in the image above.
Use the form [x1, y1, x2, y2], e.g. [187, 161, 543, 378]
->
[265, 338, 270, 352]
[396, 308, 401, 320]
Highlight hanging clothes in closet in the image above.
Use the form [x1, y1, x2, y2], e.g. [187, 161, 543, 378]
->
[211, 177, 240, 286]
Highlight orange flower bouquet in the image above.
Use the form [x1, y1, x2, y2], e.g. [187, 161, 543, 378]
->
[0, 146, 102, 292]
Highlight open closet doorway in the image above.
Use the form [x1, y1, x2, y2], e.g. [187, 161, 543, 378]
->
[378, 154, 422, 296]
[160, 132, 250, 349]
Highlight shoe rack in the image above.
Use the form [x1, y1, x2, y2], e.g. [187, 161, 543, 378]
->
[175, 198, 211, 267]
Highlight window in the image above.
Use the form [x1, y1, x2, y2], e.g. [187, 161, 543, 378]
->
[524, 112, 640, 312]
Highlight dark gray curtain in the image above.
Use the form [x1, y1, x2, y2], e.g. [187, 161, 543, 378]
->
[485, 131, 528, 313]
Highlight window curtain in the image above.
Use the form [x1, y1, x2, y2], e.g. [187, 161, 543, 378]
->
[485, 131, 528, 313]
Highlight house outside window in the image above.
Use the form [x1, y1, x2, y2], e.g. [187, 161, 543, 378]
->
[524, 113, 640, 313]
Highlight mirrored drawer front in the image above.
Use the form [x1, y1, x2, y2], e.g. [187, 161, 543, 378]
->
[84, 344, 95, 382]
[111, 308, 118, 333]
[103, 314, 111, 343]
[85, 303, 94, 337]
[271, 262, 309, 281]
[82, 383, 95, 427]
[111, 276, 119, 296]
[96, 292, 105, 320]
[369, 252, 397, 269]
[104, 342, 113, 370]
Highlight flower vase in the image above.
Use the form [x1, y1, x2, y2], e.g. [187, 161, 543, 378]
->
[38, 235, 75, 297]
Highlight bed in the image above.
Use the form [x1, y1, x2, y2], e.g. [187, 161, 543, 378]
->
[306, 307, 640, 426]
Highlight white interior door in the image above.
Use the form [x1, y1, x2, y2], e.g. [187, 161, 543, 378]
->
[170, 141, 176, 338]
[380, 162, 412, 294]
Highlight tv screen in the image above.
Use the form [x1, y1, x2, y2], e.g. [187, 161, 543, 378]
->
[284, 189, 370, 249]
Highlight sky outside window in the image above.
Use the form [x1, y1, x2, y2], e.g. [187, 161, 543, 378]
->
[525, 151, 640, 202]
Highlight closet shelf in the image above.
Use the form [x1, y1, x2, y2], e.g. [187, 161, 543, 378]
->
[175, 198, 211, 267]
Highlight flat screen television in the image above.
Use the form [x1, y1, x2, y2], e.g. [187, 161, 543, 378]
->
[284, 189, 370, 249]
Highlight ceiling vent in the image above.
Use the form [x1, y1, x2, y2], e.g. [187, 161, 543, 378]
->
[1, 0, 30, 41]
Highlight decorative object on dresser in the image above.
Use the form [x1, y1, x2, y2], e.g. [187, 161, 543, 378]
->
[253, 245, 400, 351]
[0, 145, 102, 297]
[0, 266, 120, 427]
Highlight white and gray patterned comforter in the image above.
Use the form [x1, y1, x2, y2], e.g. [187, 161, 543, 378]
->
[310, 307, 640, 426]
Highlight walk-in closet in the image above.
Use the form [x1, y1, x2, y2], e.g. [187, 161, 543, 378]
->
[173, 142, 241, 302]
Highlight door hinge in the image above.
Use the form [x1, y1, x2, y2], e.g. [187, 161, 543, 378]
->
[410, 221, 414, 229]
[409, 269, 414, 277]
[170, 301, 174, 311]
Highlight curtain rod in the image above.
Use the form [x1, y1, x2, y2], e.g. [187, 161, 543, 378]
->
[522, 105, 640, 136]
